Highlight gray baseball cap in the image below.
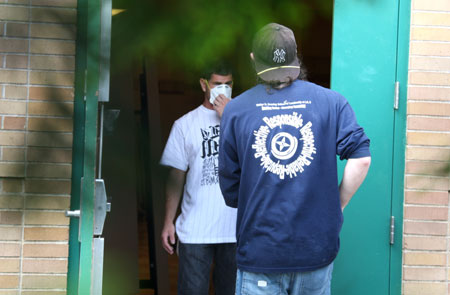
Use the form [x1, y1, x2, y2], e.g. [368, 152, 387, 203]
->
[252, 23, 300, 83]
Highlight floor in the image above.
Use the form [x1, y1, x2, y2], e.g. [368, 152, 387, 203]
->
[138, 215, 179, 295]
[138, 216, 218, 295]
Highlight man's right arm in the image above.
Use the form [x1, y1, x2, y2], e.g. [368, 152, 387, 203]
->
[161, 167, 186, 255]
[339, 156, 371, 211]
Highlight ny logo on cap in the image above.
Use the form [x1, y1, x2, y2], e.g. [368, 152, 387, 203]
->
[273, 49, 286, 63]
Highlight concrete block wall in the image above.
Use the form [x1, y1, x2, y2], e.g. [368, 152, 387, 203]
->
[404, 0, 450, 294]
[0, 0, 76, 294]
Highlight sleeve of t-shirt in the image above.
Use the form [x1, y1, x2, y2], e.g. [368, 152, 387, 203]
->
[218, 107, 240, 208]
[160, 120, 189, 171]
[336, 98, 371, 160]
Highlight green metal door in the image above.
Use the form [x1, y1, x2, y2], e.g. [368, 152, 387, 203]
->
[330, 0, 410, 294]
[67, 0, 112, 293]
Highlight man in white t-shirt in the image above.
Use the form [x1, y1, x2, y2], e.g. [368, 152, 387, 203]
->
[160, 63, 237, 295]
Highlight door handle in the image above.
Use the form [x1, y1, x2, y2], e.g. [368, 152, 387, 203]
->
[65, 210, 80, 218]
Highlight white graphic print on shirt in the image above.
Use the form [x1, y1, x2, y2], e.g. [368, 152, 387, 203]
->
[252, 102, 316, 179]
[160, 105, 237, 243]
[201, 125, 220, 186]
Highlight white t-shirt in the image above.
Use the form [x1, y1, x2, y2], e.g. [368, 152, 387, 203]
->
[160, 105, 237, 244]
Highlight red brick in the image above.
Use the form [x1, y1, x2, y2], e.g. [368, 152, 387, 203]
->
[24, 227, 68, 241]
[412, 12, 450, 27]
[405, 191, 448, 205]
[410, 56, 450, 72]
[27, 163, 71, 178]
[403, 236, 446, 251]
[5, 55, 28, 69]
[30, 71, 74, 87]
[0, 38, 28, 53]
[29, 86, 74, 101]
[28, 118, 73, 132]
[404, 221, 447, 236]
[413, 0, 450, 11]
[405, 206, 448, 221]
[1, 147, 25, 161]
[411, 38, 450, 57]
[24, 211, 69, 226]
[408, 102, 450, 116]
[31, 7, 76, 24]
[405, 175, 448, 190]
[411, 27, 450, 42]
[0, 211, 22, 225]
[30, 39, 75, 55]
[28, 101, 73, 116]
[30, 23, 76, 40]
[22, 259, 67, 273]
[404, 252, 446, 266]
[407, 117, 450, 132]
[27, 147, 72, 163]
[27, 132, 73, 148]
[21, 274, 67, 289]
[0, 275, 19, 288]
[25, 196, 70, 210]
[6, 22, 28, 38]
[0, 258, 20, 272]
[409, 72, 450, 86]
[23, 244, 67, 258]
[0, 227, 21, 240]
[406, 161, 449, 177]
[31, 0, 77, 7]
[0, 243, 21, 256]
[403, 282, 446, 295]
[0, 195, 23, 209]
[0, 6, 29, 21]
[4, 85, 27, 100]
[0, 163, 25, 177]
[25, 179, 71, 194]
[403, 267, 446, 281]
[2, 179, 23, 193]
[3, 116, 26, 130]
[406, 147, 450, 161]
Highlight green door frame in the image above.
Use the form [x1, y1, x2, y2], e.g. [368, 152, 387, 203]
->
[67, 0, 101, 293]
[390, 0, 411, 293]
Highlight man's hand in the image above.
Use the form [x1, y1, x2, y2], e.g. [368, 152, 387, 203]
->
[161, 222, 176, 255]
[161, 167, 185, 255]
[213, 94, 231, 117]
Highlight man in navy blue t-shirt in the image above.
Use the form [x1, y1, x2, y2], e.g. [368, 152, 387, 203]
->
[219, 23, 371, 295]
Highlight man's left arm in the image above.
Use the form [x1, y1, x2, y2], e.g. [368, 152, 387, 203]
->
[339, 156, 371, 211]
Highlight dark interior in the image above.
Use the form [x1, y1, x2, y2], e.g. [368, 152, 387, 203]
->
[101, 2, 333, 294]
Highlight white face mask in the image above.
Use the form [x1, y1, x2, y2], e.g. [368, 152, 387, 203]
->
[209, 84, 232, 104]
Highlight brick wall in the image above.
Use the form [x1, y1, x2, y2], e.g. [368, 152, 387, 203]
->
[0, 0, 76, 294]
[404, 0, 450, 294]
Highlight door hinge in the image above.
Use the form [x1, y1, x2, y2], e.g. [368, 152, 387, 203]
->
[394, 81, 400, 110]
[390, 216, 395, 245]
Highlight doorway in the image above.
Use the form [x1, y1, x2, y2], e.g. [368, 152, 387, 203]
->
[102, 2, 334, 294]
[91, 0, 408, 294]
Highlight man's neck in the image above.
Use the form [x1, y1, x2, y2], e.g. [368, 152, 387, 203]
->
[202, 98, 214, 110]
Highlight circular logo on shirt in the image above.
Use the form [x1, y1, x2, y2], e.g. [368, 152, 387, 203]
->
[271, 132, 298, 160]
[252, 112, 316, 180]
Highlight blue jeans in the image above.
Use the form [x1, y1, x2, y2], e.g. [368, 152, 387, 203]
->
[235, 263, 333, 295]
[178, 242, 237, 295]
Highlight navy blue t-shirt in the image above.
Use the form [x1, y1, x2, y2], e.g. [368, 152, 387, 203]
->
[219, 80, 370, 273]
